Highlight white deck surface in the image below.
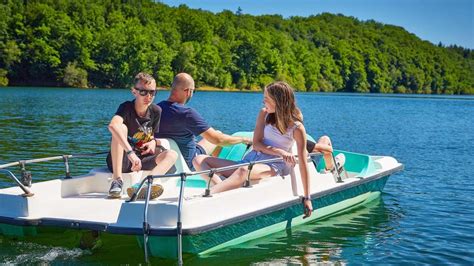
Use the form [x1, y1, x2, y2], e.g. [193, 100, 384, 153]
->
[0, 139, 402, 232]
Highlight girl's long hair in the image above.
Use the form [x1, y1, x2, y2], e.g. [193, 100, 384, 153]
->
[265, 81, 303, 134]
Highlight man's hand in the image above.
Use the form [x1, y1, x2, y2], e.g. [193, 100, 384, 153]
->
[241, 137, 253, 145]
[140, 140, 156, 156]
[128, 152, 142, 172]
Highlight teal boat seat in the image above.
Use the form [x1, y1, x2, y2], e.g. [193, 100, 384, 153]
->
[316, 150, 375, 176]
[217, 132, 254, 161]
[176, 174, 208, 188]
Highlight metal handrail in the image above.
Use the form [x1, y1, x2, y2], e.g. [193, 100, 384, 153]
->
[0, 151, 108, 196]
[0, 151, 109, 169]
[131, 151, 326, 263]
[142, 175, 153, 263]
[176, 172, 187, 266]
[129, 152, 325, 188]
[0, 169, 34, 196]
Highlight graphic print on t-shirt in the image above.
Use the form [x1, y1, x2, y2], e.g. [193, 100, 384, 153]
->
[128, 118, 153, 151]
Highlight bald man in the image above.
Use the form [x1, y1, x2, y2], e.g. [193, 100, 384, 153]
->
[156, 73, 251, 170]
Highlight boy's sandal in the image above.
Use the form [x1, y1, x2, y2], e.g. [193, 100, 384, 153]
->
[127, 183, 164, 200]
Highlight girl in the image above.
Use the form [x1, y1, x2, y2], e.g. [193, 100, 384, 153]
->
[193, 81, 312, 217]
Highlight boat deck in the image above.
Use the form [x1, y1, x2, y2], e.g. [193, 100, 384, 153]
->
[0, 136, 403, 235]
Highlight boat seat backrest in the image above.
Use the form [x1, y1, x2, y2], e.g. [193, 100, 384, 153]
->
[316, 150, 373, 176]
[159, 138, 191, 173]
[217, 131, 254, 161]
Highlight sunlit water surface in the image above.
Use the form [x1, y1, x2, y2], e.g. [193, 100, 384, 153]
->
[0, 87, 473, 264]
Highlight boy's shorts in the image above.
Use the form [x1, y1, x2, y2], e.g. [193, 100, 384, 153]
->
[106, 146, 166, 173]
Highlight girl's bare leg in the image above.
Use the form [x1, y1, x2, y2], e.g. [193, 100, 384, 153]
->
[315, 135, 334, 170]
[210, 164, 275, 194]
[193, 155, 238, 184]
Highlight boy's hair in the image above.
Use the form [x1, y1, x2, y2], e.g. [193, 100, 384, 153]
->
[134, 72, 156, 87]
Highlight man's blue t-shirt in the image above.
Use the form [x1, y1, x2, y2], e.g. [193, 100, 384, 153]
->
[156, 100, 210, 169]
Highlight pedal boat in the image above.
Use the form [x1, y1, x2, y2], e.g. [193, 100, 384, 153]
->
[0, 132, 403, 261]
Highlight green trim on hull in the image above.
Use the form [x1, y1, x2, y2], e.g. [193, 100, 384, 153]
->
[147, 175, 390, 258]
[200, 191, 382, 256]
[0, 223, 37, 237]
[1, 175, 390, 259]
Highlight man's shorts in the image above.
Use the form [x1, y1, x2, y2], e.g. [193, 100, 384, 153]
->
[306, 139, 316, 153]
[195, 144, 207, 156]
[185, 144, 207, 171]
[106, 147, 165, 173]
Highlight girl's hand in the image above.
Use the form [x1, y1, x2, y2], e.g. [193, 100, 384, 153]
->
[303, 199, 313, 218]
[280, 150, 296, 166]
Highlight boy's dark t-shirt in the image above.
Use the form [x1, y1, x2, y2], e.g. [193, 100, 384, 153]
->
[156, 100, 210, 168]
[115, 100, 161, 154]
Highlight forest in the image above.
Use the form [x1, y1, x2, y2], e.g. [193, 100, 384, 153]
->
[1, 0, 473, 94]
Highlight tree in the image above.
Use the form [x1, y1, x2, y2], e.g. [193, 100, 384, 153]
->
[63, 61, 87, 88]
[0, 0, 471, 94]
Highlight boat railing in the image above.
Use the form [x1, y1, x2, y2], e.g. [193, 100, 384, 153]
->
[128, 151, 342, 265]
[0, 151, 108, 197]
[0, 150, 344, 264]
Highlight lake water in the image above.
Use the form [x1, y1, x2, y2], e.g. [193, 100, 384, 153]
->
[0, 87, 473, 264]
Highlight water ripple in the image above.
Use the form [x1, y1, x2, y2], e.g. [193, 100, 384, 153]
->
[1, 88, 473, 264]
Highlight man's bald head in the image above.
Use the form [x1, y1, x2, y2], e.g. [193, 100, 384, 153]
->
[171, 73, 195, 91]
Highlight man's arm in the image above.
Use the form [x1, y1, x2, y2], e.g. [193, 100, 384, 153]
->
[200, 127, 251, 146]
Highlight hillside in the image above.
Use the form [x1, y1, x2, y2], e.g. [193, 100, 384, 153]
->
[1, 0, 473, 94]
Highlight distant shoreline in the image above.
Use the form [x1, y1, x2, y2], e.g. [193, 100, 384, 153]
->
[2, 86, 473, 99]
[4, 83, 473, 95]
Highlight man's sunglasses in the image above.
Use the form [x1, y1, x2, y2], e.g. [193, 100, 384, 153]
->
[134, 87, 157, 97]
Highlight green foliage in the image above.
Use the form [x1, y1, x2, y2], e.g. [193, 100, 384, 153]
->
[0, 69, 8, 86]
[63, 61, 88, 88]
[0, 0, 472, 94]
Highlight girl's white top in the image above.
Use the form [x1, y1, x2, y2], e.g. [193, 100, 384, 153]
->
[262, 121, 301, 151]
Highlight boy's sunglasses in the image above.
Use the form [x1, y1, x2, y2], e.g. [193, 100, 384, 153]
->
[134, 87, 157, 97]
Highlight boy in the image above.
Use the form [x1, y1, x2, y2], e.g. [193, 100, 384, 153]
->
[107, 72, 177, 198]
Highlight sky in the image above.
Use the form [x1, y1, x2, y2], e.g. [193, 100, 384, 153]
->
[161, 0, 474, 49]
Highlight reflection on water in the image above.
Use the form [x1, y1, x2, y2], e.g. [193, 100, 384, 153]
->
[190, 196, 401, 265]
